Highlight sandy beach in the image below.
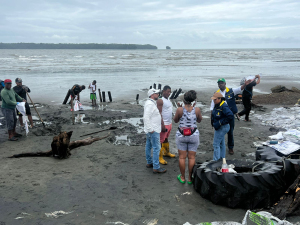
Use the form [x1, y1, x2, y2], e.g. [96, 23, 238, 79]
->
[0, 86, 300, 225]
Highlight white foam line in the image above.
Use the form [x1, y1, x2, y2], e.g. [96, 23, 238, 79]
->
[45, 210, 73, 218]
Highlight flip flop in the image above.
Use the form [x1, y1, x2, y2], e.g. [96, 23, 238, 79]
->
[187, 180, 193, 185]
[235, 114, 240, 121]
[9, 137, 18, 141]
[14, 133, 22, 137]
[177, 174, 186, 184]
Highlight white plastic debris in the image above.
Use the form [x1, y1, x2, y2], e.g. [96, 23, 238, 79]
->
[45, 210, 73, 218]
[242, 210, 293, 225]
[269, 132, 284, 140]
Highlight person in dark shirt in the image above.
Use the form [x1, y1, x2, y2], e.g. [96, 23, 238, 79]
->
[70, 84, 85, 101]
[237, 74, 261, 122]
[13, 78, 34, 127]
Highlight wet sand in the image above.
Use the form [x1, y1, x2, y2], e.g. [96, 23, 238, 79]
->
[0, 89, 299, 224]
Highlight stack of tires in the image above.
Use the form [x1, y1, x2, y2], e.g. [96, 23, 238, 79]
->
[193, 159, 287, 209]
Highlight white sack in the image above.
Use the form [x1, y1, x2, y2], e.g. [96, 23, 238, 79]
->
[16, 102, 29, 135]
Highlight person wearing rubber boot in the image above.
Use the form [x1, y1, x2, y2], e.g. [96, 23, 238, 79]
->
[157, 85, 175, 165]
[210, 78, 251, 155]
[1, 79, 26, 141]
[143, 88, 167, 174]
[211, 92, 234, 161]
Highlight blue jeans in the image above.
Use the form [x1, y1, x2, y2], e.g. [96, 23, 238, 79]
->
[145, 132, 161, 170]
[213, 124, 230, 161]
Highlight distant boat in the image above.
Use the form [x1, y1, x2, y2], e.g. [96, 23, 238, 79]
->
[166, 46, 171, 49]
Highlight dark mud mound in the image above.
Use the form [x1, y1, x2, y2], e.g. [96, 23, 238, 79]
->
[32, 124, 62, 136]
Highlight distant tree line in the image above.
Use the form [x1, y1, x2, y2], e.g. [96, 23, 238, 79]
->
[0, 43, 157, 50]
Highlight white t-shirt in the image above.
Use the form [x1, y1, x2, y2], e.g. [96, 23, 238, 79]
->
[161, 97, 172, 125]
[89, 83, 96, 93]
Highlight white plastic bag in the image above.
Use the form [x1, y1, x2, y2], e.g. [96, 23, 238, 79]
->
[73, 100, 83, 111]
[16, 102, 29, 135]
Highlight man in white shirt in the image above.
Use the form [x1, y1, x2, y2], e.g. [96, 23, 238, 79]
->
[210, 78, 250, 155]
[143, 89, 167, 174]
[89, 80, 97, 106]
[157, 85, 175, 165]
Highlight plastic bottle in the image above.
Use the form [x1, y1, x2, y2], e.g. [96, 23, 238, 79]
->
[221, 158, 229, 173]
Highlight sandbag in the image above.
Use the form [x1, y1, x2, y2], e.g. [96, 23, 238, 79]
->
[16, 102, 29, 135]
[73, 100, 83, 111]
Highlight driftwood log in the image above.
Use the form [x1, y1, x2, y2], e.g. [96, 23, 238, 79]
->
[271, 174, 300, 219]
[8, 131, 110, 159]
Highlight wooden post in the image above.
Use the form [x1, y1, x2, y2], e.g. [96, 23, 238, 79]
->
[102, 91, 106, 102]
[153, 83, 156, 89]
[108, 91, 112, 102]
[158, 84, 161, 90]
[26, 90, 45, 127]
[71, 98, 75, 125]
[173, 88, 182, 99]
[136, 94, 139, 101]
[150, 86, 152, 89]
[63, 89, 71, 104]
[170, 89, 177, 99]
[98, 89, 102, 102]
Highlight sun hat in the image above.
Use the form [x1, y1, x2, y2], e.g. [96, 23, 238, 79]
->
[148, 89, 160, 97]
[211, 92, 223, 100]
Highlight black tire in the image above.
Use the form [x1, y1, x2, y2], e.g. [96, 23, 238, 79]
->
[256, 146, 300, 186]
[192, 159, 286, 209]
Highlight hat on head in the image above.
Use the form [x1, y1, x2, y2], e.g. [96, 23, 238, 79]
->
[93, 80, 96, 83]
[15, 78, 22, 83]
[148, 88, 160, 97]
[4, 79, 12, 84]
[211, 92, 223, 100]
[217, 78, 226, 83]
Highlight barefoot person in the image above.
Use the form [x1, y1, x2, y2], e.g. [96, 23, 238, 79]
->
[89, 80, 97, 106]
[1, 79, 26, 141]
[174, 90, 202, 184]
[237, 74, 261, 122]
[143, 89, 167, 174]
[13, 78, 34, 128]
[157, 85, 175, 165]
[210, 78, 251, 155]
[211, 92, 234, 161]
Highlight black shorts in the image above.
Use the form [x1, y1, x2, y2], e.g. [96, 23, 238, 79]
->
[16, 102, 31, 116]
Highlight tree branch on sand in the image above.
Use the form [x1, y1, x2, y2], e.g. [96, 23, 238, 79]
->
[271, 174, 300, 219]
[8, 131, 110, 159]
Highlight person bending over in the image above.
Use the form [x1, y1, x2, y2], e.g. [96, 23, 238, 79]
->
[173, 90, 202, 184]
[70, 84, 85, 102]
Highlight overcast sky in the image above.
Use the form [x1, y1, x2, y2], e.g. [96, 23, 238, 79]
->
[1, 0, 300, 49]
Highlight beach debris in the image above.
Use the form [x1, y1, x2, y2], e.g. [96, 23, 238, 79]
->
[181, 192, 192, 196]
[8, 132, 110, 158]
[102, 210, 109, 215]
[271, 174, 300, 219]
[143, 218, 158, 225]
[45, 210, 73, 218]
[106, 222, 129, 225]
[15, 212, 32, 220]
[174, 194, 180, 202]
[80, 126, 118, 137]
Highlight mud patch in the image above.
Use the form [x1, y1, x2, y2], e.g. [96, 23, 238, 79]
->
[32, 124, 62, 136]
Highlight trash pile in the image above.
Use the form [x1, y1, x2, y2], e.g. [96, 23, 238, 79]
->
[254, 106, 300, 130]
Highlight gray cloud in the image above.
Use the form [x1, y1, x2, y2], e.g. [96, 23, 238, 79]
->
[1, 0, 300, 48]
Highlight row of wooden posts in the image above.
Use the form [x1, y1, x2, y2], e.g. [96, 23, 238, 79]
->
[136, 83, 182, 101]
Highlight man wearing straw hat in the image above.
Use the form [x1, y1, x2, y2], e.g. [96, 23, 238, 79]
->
[13, 78, 34, 128]
[1, 79, 26, 141]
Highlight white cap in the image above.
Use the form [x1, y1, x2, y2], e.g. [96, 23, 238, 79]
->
[147, 88, 160, 97]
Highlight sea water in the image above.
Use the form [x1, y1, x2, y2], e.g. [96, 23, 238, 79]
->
[0, 49, 299, 103]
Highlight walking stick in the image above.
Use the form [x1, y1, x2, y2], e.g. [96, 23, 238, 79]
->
[71, 98, 75, 125]
[25, 90, 45, 127]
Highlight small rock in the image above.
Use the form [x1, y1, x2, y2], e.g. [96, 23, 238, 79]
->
[241, 153, 246, 157]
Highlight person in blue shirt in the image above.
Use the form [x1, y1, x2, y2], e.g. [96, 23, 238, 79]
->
[211, 92, 234, 161]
